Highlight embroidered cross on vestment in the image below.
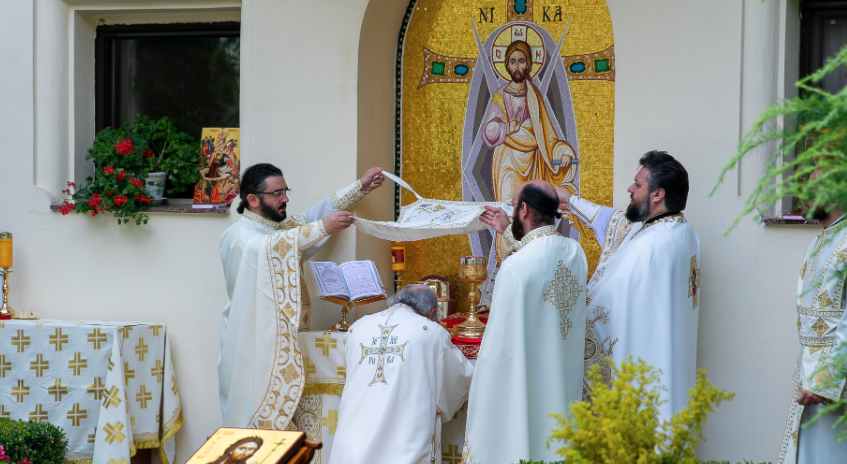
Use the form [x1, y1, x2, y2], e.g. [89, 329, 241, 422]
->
[359, 324, 408, 386]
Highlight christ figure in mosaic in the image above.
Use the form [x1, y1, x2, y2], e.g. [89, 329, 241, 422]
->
[481, 40, 577, 262]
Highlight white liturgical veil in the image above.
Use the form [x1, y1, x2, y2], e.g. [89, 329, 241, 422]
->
[353, 171, 512, 242]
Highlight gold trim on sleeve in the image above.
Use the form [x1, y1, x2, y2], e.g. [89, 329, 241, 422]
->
[331, 180, 367, 211]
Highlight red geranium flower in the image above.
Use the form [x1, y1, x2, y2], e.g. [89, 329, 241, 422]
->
[60, 200, 73, 215]
[117, 170, 126, 181]
[116, 140, 135, 156]
[103, 165, 115, 175]
[142, 149, 154, 159]
[130, 176, 144, 187]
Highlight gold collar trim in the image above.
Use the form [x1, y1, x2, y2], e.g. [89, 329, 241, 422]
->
[243, 209, 284, 231]
[518, 225, 559, 248]
[634, 212, 686, 237]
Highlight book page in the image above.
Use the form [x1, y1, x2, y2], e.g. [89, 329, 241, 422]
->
[338, 260, 385, 301]
[308, 261, 350, 300]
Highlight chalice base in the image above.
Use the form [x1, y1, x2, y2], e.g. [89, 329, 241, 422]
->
[453, 308, 486, 339]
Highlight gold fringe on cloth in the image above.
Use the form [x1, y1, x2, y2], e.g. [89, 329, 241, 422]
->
[303, 383, 345, 395]
[135, 437, 161, 449]
[157, 410, 185, 464]
[66, 460, 93, 464]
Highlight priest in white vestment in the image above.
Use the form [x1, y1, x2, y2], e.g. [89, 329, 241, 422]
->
[559, 150, 700, 424]
[778, 169, 847, 464]
[329, 284, 474, 464]
[467, 180, 587, 463]
[218, 163, 385, 429]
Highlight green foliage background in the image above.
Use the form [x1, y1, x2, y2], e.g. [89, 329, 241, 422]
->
[0, 419, 67, 464]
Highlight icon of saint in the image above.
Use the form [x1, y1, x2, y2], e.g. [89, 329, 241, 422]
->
[482, 40, 577, 260]
[207, 436, 263, 464]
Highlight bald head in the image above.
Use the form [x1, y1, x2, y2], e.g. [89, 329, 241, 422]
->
[514, 181, 561, 227]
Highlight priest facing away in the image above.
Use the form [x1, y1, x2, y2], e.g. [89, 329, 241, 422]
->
[469, 180, 588, 464]
[218, 163, 385, 429]
[328, 284, 474, 464]
[560, 150, 701, 424]
[777, 167, 847, 464]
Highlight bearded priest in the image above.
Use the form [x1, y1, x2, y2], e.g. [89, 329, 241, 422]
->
[777, 168, 847, 464]
[558, 150, 700, 424]
[218, 163, 384, 429]
[468, 180, 587, 463]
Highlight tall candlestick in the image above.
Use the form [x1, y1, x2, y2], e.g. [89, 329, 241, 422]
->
[0, 232, 11, 268]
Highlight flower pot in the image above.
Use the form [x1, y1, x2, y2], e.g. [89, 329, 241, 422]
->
[145, 171, 168, 204]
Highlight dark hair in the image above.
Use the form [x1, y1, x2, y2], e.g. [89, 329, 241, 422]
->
[208, 436, 264, 464]
[517, 183, 561, 224]
[639, 150, 689, 212]
[237, 163, 283, 214]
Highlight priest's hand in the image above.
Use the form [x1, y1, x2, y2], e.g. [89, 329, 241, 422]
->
[555, 187, 572, 211]
[481, 206, 510, 234]
[361, 167, 385, 192]
[797, 390, 825, 406]
[323, 211, 355, 235]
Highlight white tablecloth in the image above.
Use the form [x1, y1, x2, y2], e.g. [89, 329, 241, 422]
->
[0, 319, 182, 464]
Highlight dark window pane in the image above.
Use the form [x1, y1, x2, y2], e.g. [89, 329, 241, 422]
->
[820, 16, 847, 92]
[111, 36, 239, 137]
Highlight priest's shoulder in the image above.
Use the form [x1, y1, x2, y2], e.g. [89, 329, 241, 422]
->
[220, 217, 272, 246]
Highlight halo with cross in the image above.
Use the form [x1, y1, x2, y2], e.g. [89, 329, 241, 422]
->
[490, 22, 546, 81]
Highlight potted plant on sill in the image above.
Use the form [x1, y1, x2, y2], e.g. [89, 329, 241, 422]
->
[60, 115, 205, 225]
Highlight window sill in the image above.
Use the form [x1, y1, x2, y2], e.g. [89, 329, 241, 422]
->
[50, 204, 230, 215]
[762, 217, 820, 225]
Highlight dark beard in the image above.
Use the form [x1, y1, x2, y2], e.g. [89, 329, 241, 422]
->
[625, 194, 651, 222]
[511, 216, 526, 241]
[258, 196, 287, 222]
[508, 67, 526, 83]
[811, 206, 829, 221]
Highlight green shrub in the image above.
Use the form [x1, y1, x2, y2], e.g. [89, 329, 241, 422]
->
[0, 419, 67, 464]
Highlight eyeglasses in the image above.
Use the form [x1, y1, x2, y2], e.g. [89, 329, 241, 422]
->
[255, 189, 290, 199]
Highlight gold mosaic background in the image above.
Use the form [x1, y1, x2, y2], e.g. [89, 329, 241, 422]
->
[399, 0, 615, 312]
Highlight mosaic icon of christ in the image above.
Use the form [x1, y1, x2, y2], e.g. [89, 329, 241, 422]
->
[482, 40, 577, 261]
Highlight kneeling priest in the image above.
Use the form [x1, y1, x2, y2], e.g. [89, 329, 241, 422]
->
[329, 284, 474, 464]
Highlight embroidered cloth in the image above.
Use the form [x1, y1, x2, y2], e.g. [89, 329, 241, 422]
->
[0, 319, 182, 464]
[353, 172, 512, 242]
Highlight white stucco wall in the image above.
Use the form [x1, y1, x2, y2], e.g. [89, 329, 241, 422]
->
[0, 0, 831, 462]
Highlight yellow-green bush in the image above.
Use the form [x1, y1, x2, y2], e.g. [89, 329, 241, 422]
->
[548, 357, 734, 464]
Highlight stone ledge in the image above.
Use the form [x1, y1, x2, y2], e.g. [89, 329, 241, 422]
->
[762, 217, 821, 225]
[50, 204, 230, 215]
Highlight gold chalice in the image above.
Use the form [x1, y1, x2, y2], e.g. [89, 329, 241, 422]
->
[452, 256, 488, 339]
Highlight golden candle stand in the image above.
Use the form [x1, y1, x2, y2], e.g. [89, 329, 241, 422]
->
[0, 268, 13, 319]
[452, 256, 488, 339]
[321, 294, 387, 332]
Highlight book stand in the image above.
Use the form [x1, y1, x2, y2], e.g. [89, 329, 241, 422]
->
[321, 294, 386, 332]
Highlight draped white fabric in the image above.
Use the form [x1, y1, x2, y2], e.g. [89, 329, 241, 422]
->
[353, 171, 512, 242]
[464, 227, 587, 464]
[329, 304, 473, 464]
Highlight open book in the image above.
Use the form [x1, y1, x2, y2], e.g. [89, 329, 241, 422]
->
[308, 260, 385, 302]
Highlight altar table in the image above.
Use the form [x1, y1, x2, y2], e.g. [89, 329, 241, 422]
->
[0, 319, 182, 464]
[294, 330, 471, 464]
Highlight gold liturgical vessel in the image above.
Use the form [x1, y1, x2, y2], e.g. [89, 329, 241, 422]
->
[452, 256, 488, 339]
[0, 232, 14, 319]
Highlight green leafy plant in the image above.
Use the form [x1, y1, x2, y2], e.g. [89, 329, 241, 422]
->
[61, 115, 204, 225]
[0, 419, 68, 464]
[548, 357, 734, 464]
[713, 45, 847, 230]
